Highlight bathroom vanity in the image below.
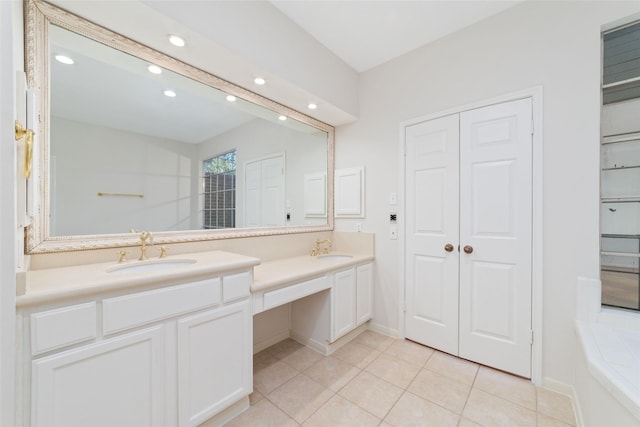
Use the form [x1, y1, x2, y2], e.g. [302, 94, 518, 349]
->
[16, 251, 260, 427]
[252, 254, 374, 353]
[16, 243, 375, 427]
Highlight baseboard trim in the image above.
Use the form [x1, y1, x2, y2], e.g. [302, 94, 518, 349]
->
[368, 321, 399, 338]
[542, 377, 583, 427]
[199, 396, 249, 426]
[253, 330, 289, 354]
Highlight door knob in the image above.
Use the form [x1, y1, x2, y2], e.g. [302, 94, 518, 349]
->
[444, 243, 454, 252]
[463, 245, 473, 254]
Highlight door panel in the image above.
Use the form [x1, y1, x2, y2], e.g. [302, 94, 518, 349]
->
[404, 114, 460, 355]
[404, 98, 533, 378]
[459, 98, 532, 378]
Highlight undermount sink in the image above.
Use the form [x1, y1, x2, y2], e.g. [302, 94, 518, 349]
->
[317, 254, 353, 261]
[107, 259, 197, 275]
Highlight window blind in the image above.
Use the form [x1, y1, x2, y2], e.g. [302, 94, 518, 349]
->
[603, 21, 640, 104]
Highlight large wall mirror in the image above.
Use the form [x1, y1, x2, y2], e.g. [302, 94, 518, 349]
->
[25, 0, 334, 254]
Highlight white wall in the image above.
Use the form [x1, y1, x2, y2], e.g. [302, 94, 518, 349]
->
[197, 119, 327, 228]
[1, 1, 20, 425]
[51, 117, 198, 235]
[335, 0, 640, 386]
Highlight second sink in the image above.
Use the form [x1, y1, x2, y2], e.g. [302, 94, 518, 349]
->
[107, 259, 196, 275]
[317, 254, 353, 261]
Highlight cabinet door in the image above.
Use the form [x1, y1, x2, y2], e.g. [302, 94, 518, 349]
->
[177, 300, 252, 427]
[332, 268, 357, 341]
[32, 326, 164, 427]
[356, 263, 373, 325]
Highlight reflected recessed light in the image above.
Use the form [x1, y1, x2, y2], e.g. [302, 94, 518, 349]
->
[307, 103, 317, 110]
[226, 95, 237, 102]
[254, 77, 266, 85]
[164, 90, 177, 97]
[168, 35, 186, 47]
[55, 55, 74, 65]
[278, 115, 287, 121]
[148, 65, 162, 74]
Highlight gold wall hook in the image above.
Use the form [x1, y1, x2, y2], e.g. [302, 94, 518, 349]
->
[15, 120, 34, 179]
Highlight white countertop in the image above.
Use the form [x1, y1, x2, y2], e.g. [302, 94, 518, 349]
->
[18, 250, 261, 308]
[252, 252, 374, 293]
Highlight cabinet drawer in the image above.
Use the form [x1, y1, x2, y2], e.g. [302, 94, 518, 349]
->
[103, 278, 221, 335]
[31, 302, 97, 356]
[263, 276, 329, 310]
[222, 271, 251, 303]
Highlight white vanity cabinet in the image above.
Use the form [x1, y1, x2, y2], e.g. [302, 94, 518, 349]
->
[32, 325, 165, 427]
[331, 262, 374, 342]
[20, 270, 253, 427]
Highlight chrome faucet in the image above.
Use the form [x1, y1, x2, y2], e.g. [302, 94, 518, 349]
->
[311, 239, 331, 256]
[130, 229, 153, 260]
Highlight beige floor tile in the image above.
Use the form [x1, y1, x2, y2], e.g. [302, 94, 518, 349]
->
[267, 338, 305, 360]
[267, 374, 333, 423]
[408, 367, 471, 413]
[338, 371, 404, 419]
[253, 360, 299, 395]
[332, 341, 382, 369]
[365, 353, 422, 388]
[304, 356, 360, 392]
[254, 350, 280, 373]
[425, 351, 479, 385]
[249, 390, 265, 405]
[537, 412, 575, 427]
[537, 388, 576, 426]
[384, 391, 459, 427]
[223, 399, 297, 427]
[280, 345, 324, 371]
[383, 339, 434, 367]
[303, 394, 380, 427]
[474, 366, 536, 410]
[462, 388, 536, 427]
[354, 330, 394, 351]
[458, 417, 482, 427]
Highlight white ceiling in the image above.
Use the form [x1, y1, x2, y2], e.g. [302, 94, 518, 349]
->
[270, 0, 524, 72]
[48, 0, 525, 138]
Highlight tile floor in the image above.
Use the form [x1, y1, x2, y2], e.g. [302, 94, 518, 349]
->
[225, 331, 576, 427]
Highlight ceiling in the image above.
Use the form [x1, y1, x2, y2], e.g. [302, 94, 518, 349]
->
[270, 0, 524, 72]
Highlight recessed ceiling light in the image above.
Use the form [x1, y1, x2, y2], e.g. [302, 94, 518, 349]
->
[148, 65, 162, 74]
[168, 35, 185, 47]
[55, 55, 74, 65]
[308, 103, 317, 110]
[254, 77, 266, 85]
[226, 95, 237, 102]
[278, 115, 287, 121]
[164, 90, 177, 98]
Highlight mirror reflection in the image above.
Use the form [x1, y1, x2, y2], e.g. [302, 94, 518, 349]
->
[49, 24, 329, 237]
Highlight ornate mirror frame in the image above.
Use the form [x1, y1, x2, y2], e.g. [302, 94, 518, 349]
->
[24, 0, 335, 254]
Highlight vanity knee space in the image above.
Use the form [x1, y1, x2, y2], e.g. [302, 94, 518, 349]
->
[285, 261, 374, 352]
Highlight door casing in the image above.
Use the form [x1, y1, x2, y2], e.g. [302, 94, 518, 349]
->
[398, 87, 543, 385]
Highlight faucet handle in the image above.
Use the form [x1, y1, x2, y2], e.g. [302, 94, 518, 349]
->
[116, 250, 128, 263]
[159, 246, 168, 258]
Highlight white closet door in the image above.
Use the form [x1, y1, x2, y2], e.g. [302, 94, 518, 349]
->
[459, 98, 533, 378]
[404, 114, 460, 355]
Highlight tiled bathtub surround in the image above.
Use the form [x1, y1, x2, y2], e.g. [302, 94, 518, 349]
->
[218, 331, 576, 427]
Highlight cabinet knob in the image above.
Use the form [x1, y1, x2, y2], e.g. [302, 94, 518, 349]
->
[463, 245, 473, 254]
[444, 243, 454, 252]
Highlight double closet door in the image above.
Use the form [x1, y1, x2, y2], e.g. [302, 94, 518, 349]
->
[404, 98, 533, 378]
